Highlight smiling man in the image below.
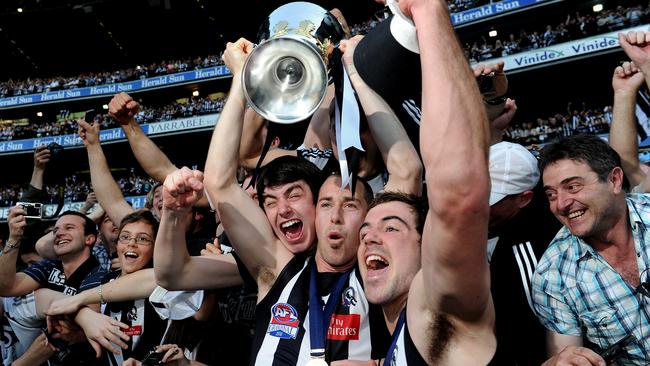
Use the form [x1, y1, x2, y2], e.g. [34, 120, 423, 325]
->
[532, 134, 650, 365]
[0, 210, 105, 298]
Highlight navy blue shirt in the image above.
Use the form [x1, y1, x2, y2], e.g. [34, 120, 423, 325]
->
[22, 255, 106, 295]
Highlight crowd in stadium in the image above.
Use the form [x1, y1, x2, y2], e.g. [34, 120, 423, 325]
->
[2, 1, 650, 366]
[0, 54, 224, 99]
[0, 96, 225, 142]
[1, 171, 157, 207]
[504, 103, 613, 146]
[465, 3, 648, 61]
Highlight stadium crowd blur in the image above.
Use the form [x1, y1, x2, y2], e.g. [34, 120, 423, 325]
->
[464, 3, 649, 62]
[2, 2, 650, 366]
[0, 96, 225, 142]
[504, 103, 613, 146]
[0, 172, 156, 207]
[0, 54, 224, 99]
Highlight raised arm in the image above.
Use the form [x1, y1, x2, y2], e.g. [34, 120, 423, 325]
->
[342, 36, 422, 195]
[203, 38, 292, 290]
[30, 145, 50, 191]
[155, 168, 243, 291]
[472, 61, 518, 145]
[0, 207, 41, 297]
[409, 0, 491, 318]
[79, 119, 134, 227]
[109, 92, 177, 182]
[609, 61, 645, 188]
[19, 145, 51, 203]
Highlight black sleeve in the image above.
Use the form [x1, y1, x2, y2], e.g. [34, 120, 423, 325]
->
[21, 259, 55, 285]
[19, 184, 48, 203]
[79, 268, 112, 291]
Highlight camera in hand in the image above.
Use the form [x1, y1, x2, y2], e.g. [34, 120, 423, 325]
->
[17, 202, 43, 219]
[84, 109, 97, 123]
[141, 349, 162, 365]
[476, 72, 497, 96]
[47, 142, 63, 170]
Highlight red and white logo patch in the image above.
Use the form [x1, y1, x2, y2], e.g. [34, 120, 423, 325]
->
[327, 314, 360, 340]
[123, 325, 142, 336]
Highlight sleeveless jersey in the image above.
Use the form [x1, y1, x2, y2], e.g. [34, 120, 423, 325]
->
[389, 311, 503, 366]
[250, 255, 389, 365]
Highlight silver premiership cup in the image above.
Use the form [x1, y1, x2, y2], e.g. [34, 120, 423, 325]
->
[242, 2, 345, 124]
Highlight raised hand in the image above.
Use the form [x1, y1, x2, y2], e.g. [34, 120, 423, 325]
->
[108, 92, 140, 125]
[162, 167, 204, 212]
[619, 31, 650, 73]
[7, 206, 26, 243]
[78, 119, 100, 147]
[222, 38, 254, 76]
[612, 61, 645, 95]
[473, 60, 508, 99]
[33, 145, 51, 170]
[339, 35, 364, 76]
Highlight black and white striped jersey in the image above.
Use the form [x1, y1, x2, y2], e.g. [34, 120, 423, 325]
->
[250, 255, 389, 366]
[100, 271, 168, 366]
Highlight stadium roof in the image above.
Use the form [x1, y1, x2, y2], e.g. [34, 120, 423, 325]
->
[0, 0, 383, 81]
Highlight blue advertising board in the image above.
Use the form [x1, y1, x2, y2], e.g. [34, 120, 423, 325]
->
[0, 66, 231, 109]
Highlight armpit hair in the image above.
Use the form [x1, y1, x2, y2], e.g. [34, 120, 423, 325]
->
[429, 313, 454, 364]
[258, 266, 277, 287]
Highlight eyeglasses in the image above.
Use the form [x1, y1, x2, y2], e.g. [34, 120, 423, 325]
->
[118, 234, 153, 246]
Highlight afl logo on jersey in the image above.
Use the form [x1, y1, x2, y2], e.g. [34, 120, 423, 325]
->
[267, 302, 300, 339]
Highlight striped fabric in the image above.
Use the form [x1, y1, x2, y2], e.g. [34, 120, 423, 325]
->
[511, 241, 539, 313]
[532, 194, 650, 364]
[250, 255, 383, 366]
[400, 99, 421, 126]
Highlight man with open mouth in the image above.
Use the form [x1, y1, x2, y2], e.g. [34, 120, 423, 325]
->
[356, 0, 498, 364]
[198, 26, 420, 364]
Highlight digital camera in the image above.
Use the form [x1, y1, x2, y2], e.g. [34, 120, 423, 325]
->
[17, 202, 42, 219]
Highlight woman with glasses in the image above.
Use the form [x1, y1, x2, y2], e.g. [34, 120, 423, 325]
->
[45, 208, 243, 365]
[43, 210, 167, 366]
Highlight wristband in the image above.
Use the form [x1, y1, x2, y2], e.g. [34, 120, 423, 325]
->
[98, 285, 106, 305]
[2, 240, 20, 254]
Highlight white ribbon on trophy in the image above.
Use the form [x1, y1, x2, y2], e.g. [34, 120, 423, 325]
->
[335, 66, 364, 190]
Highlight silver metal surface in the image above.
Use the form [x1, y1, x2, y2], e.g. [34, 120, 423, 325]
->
[242, 2, 344, 124]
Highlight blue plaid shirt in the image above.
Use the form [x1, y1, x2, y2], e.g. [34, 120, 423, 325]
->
[532, 194, 650, 364]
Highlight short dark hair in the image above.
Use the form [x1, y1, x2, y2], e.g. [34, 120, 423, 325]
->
[256, 156, 324, 207]
[538, 134, 629, 191]
[323, 173, 374, 206]
[369, 192, 428, 235]
[58, 211, 97, 237]
[118, 210, 159, 240]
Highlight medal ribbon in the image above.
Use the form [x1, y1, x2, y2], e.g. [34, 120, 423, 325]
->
[385, 310, 407, 363]
[308, 259, 352, 361]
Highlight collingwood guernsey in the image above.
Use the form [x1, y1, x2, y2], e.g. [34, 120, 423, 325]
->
[250, 255, 389, 365]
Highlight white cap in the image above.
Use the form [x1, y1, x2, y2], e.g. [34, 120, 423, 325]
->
[489, 142, 540, 206]
[148, 286, 204, 320]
